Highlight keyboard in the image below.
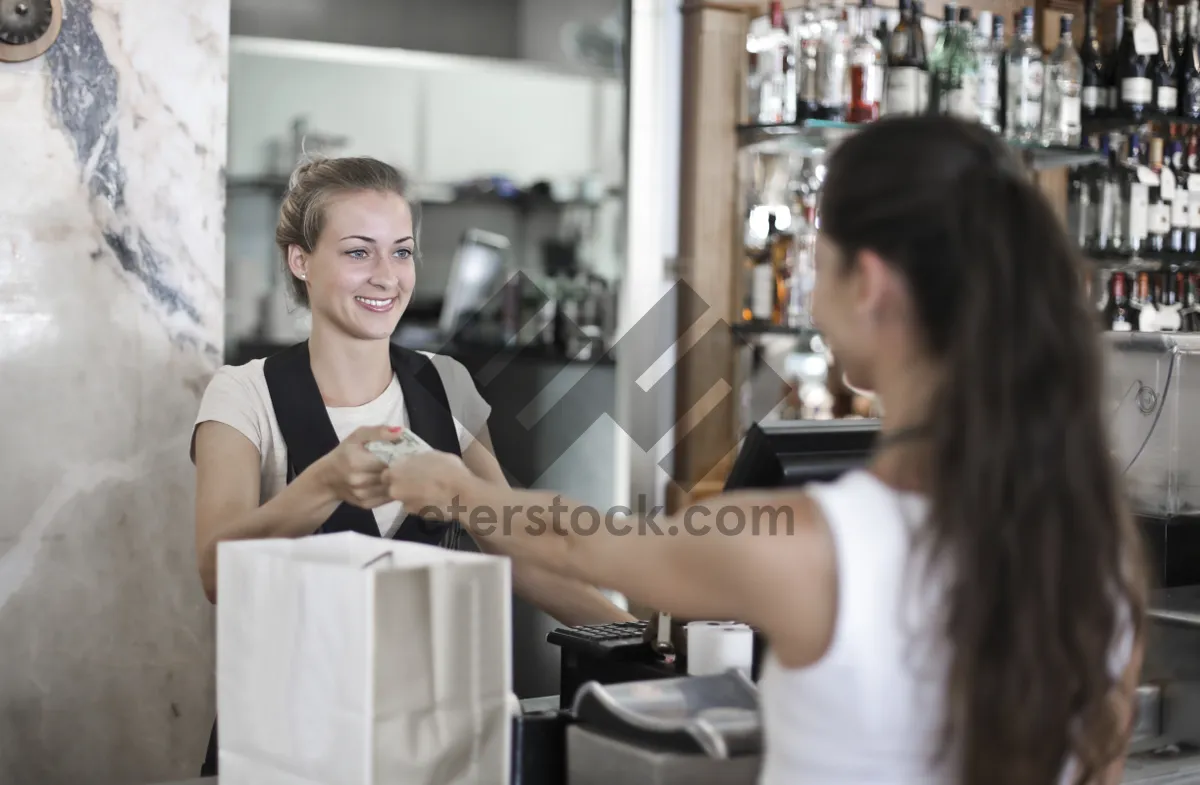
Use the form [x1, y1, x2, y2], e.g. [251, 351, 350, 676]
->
[546, 620, 650, 657]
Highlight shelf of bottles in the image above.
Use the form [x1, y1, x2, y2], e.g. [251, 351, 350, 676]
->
[736, 0, 1113, 339]
[1065, 0, 1200, 333]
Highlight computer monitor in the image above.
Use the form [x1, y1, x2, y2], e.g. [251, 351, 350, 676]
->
[723, 418, 880, 491]
[438, 229, 512, 336]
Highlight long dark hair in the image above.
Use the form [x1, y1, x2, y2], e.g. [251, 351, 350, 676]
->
[818, 116, 1148, 785]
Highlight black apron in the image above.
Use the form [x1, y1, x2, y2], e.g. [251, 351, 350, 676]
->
[201, 340, 474, 776]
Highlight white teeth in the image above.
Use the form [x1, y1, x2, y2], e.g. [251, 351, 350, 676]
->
[356, 297, 394, 308]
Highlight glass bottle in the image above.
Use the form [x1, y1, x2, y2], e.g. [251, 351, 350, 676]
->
[847, 0, 885, 121]
[1006, 7, 1044, 143]
[1105, 271, 1136, 330]
[1043, 14, 1083, 146]
[1118, 0, 1157, 122]
[975, 14, 1005, 131]
[883, 0, 930, 115]
[818, 4, 853, 120]
[1105, 3, 1127, 114]
[1180, 0, 1200, 117]
[1081, 0, 1107, 118]
[1152, 3, 1180, 115]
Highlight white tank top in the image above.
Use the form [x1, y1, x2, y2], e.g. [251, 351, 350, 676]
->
[758, 468, 953, 785]
[756, 468, 1133, 785]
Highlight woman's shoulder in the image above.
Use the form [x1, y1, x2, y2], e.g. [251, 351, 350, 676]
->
[412, 350, 482, 393]
[201, 358, 271, 401]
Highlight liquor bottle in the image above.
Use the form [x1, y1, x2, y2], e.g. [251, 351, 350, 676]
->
[1176, 3, 1189, 65]
[1105, 271, 1137, 330]
[937, 6, 982, 118]
[818, 5, 852, 120]
[1137, 270, 1159, 329]
[757, 1, 796, 124]
[1170, 140, 1189, 252]
[1096, 136, 1121, 251]
[1044, 14, 1084, 146]
[1006, 7, 1044, 143]
[1067, 154, 1095, 250]
[1081, 0, 1107, 119]
[977, 14, 1005, 131]
[785, 200, 819, 328]
[750, 214, 780, 322]
[1187, 132, 1200, 253]
[769, 213, 793, 325]
[1124, 134, 1152, 253]
[1105, 4, 1126, 114]
[884, 0, 930, 115]
[1181, 0, 1200, 117]
[1152, 3, 1179, 115]
[1148, 137, 1171, 252]
[1158, 270, 1184, 330]
[848, 0, 885, 121]
[1187, 273, 1200, 330]
[1118, 0, 1157, 122]
[930, 3, 958, 112]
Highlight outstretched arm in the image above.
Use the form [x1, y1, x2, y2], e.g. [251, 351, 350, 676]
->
[460, 428, 635, 626]
[386, 448, 837, 663]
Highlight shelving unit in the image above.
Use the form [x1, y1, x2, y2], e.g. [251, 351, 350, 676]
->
[736, 118, 1107, 169]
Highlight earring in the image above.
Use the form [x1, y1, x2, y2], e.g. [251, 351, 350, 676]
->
[299, 274, 306, 280]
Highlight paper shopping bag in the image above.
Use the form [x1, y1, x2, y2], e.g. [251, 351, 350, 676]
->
[216, 531, 513, 785]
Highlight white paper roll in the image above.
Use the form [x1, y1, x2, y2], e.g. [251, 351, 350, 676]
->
[686, 621, 754, 677]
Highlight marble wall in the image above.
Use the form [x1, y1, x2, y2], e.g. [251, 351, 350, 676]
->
[0, 1, 228, 783]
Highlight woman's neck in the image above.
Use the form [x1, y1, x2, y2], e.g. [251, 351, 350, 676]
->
[867, 357, 941, 494]
[307, 321, 394, 407]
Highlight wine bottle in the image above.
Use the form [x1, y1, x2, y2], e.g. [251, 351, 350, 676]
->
[1181, 0, 1200, 117]
[1118, 0, 1157, 121]
[1105, 271, 1136, 330]
[1148, 136, 1171, 253]
[1170, 140, 1189, 252]
[1152, 3, 1179, 115]
[1106, 4, 1127, 115]
[1081, 0, 1107, 118]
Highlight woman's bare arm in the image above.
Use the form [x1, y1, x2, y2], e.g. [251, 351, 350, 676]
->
[192, 421, 340, 603]
[460, 427, 636, 625]
[388, 452, 838, 665]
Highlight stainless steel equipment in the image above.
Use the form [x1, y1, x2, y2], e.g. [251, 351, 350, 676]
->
[1104, 332, 1200, 517]
[1104, 333, 1200, 776]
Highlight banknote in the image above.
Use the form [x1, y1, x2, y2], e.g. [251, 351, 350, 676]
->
[365, 429, 434, 465]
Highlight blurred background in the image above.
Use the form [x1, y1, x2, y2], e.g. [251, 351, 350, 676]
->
[223, 0, 628, 360]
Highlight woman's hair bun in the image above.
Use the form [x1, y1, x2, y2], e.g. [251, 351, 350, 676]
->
[287, 152, 330, 194]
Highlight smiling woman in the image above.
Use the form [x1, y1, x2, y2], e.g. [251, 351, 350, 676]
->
[188, 155, 632, 776]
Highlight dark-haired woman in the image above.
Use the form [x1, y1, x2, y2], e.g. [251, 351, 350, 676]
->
[191, 155, 632, 774]
[383, 116, 1149, 785]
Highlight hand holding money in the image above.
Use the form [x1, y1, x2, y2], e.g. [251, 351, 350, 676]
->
[312, 425, 408, 510]
[364, 428, 434, 465]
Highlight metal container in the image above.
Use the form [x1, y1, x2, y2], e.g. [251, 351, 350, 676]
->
[1103, 332, 1200, 517]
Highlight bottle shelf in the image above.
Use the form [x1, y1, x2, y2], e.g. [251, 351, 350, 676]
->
[737, 119, 1106, 170]
[1081, 114, 1200, 137]
[730, 321, 821, 341]
[1087, 248, 1200, 270]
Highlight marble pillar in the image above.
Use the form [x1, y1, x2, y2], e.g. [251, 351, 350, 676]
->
[0, 1, 228, 783]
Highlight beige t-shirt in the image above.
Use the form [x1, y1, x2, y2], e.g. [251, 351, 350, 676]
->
[191, 351, 491, 538]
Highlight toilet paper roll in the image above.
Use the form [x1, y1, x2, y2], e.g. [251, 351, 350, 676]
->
[686, 621, 755, 677]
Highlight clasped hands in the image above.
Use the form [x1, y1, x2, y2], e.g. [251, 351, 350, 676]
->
[313, 424, 472, 520]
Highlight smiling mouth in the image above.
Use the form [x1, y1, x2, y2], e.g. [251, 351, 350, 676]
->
[355, 296, 397, 313]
